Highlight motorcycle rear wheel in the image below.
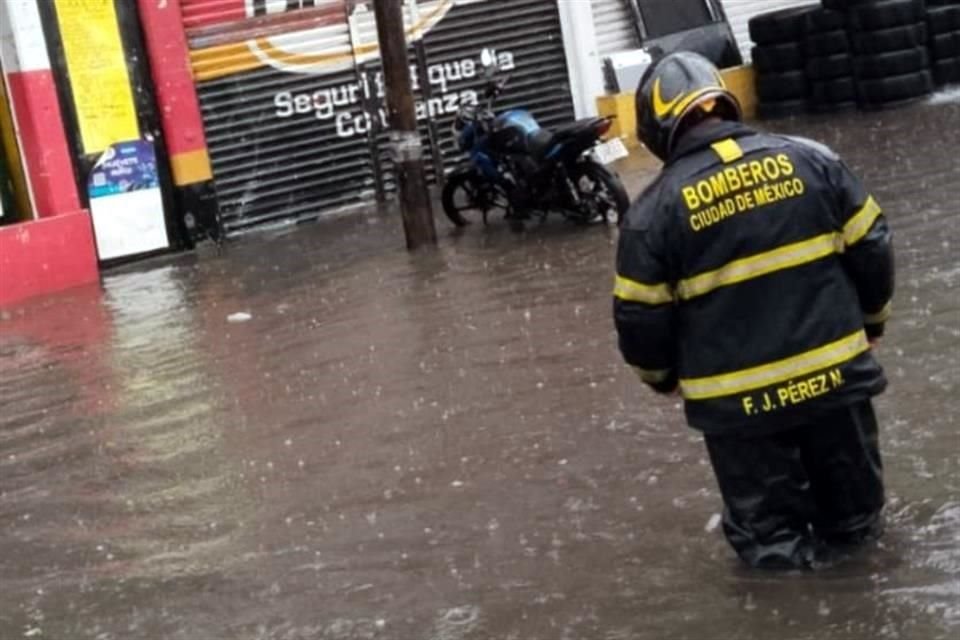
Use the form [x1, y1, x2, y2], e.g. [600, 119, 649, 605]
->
[570, 161, 630, 225]
[441, 169, 510, 226]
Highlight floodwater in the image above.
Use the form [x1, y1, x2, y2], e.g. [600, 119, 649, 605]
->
[1, 97, 958, 640]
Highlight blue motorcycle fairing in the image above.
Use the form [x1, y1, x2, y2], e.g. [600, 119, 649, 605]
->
[457, 122, 477, 151]
[495, 111, 574, 161]
[472, 150, 499, 180]
[494, 109, 541, 135]
[458, 122, 500, 181]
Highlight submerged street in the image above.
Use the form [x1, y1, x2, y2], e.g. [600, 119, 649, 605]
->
[1, 96, 958, 639]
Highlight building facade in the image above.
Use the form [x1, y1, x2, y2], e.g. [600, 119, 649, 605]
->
[0, 0, 801, 305]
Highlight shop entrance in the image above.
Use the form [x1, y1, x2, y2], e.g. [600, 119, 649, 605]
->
[35, 0, 192, 261]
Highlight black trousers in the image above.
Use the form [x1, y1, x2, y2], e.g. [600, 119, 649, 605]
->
[703, 399, 885, 570]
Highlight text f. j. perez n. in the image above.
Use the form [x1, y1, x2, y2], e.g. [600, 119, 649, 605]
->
[741, 368, 845, 416]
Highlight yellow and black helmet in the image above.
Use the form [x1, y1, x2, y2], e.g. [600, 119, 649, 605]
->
[635, 51, 741, 160]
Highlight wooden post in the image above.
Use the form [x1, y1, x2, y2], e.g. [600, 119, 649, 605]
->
[373, 0, 437, 250]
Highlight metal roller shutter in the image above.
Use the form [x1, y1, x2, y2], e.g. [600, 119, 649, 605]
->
[591, 0, 641, 57]
[720, 0, 814, 63]
[182, 1, 375, 232]
[423, 1, 575, 167]
[181, 0, 575, 235]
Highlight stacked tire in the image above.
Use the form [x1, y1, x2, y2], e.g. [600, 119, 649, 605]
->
[927, 1, 960, 86]
[750, 8, 813, 119]
[846, 0, 934, 109]
[805, 7, 856, 113]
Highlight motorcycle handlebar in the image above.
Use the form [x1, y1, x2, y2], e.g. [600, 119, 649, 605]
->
[484, 74, 512, 109]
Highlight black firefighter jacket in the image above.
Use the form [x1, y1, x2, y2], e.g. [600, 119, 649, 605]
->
[614, 121, 894, 435]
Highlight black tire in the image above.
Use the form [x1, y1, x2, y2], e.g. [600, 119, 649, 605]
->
[806, 53, 853, 80]
[931, 31, 960, 59]
[749, 7, 815, 45]
[857, 69, 934, 104]
[752, 43, 804, 73]
[927, 6, 960, 34]
[810, 100, 858, 114]
[933, 56, 960, 84]
[811, 77, 857, 104]
[849, 0, 924, 31]
[858, 96, 928, 111]
[756, 99, 808, 120]
[822, 0, 872, 10]
[756, 70, 808, 101]
[805, 30, 851, 56]
[441, 168, 505, 227]
[570, 161, 629, 225]
[806, 8, 845, 33]
[851, 23, 927, 54]
[853, 48, 930, 79]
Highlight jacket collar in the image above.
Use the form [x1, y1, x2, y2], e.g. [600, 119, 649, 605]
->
[667, 120, 757, 164]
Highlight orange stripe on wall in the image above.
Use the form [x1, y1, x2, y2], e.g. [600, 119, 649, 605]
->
[189, 0, 452, 82]
[170, 149, 213, 185]
[190, 42, 265, 81]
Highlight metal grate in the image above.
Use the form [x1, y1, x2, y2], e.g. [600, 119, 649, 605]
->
[591, 0, 641, 57]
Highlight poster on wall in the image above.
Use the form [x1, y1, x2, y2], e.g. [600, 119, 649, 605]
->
[53, 0, 140, 154]
[87, 140, 169, 261]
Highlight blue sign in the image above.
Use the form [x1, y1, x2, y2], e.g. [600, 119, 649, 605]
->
[88, 140, 160, 198]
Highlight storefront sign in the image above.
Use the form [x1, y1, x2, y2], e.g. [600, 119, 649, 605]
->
[54, 0, 140, 154]
[272, 50, 515, 140]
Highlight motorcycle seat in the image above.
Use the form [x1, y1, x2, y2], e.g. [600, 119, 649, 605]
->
[525, 129, 554, 158]
[551, 117, 605, 140]
[527, 117, 605, 159]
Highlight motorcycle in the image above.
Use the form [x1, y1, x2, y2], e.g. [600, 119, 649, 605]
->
[441, 53, 630, 228]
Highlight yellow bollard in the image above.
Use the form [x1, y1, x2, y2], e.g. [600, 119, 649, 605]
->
[596, 92, 639, 149]
[720, 65, 758, 121]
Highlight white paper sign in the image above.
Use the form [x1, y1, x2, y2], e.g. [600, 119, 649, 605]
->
[90, 189, 168, 260]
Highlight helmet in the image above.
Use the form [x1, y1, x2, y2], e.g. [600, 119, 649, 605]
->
[635, 51, 742, 160]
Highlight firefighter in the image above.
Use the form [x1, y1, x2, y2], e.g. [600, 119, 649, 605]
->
[614, 52, 894, 570]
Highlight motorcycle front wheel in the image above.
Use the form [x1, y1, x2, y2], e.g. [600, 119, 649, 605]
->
[441, 168, 509, 227]
[570, 161, 630, 225]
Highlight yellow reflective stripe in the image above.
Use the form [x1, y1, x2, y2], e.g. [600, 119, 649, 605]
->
[843, 196, 882, 246]
[711, 139, 744, 164]
[652, 78, 684, 118]
[676, 232, 842, 300]
[680, 330, 869, 400]
[613, 275, 674, 305]
[864, 301, 892, 324]
[632, 366, 671, 384]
